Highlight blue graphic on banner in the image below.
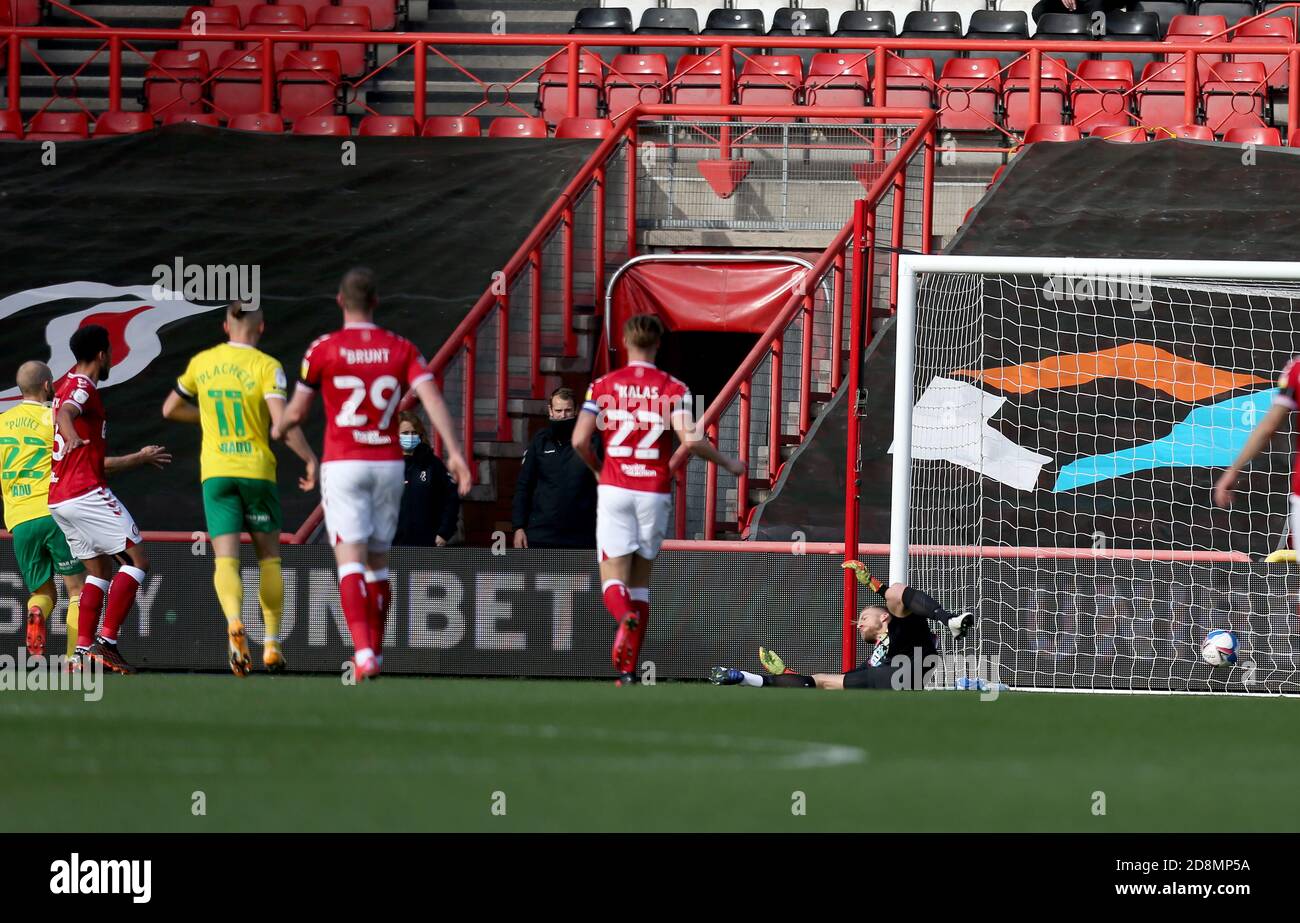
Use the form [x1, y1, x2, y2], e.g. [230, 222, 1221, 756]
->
[1053, 389, 1278, 492]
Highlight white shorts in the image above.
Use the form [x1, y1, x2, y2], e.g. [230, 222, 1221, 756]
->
[596, 484, 671, 562]
[320, 459, 405, 552]
[49, 487, 142, 560]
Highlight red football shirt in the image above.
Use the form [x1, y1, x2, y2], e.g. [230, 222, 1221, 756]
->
[299, 323, 432, 463]
[1275, 357, 1300, 496]
[49, 372, 108, 504]
[582, 360, 692, 494]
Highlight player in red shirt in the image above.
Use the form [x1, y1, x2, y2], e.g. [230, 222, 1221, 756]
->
[1215, 358, 1300, 546]
[571, 314, 744, 685]
[275, 268, 472, 680]
[50, 325, 169, 674]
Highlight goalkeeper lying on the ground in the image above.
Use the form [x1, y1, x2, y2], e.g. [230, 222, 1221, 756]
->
[710, 561, 974, 690]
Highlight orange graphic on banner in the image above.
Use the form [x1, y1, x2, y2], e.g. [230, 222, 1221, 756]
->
[954, 344, 1267, 402]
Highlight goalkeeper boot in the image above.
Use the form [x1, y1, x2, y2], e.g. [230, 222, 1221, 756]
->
[709, 666, 744, 686]
[611, 613, 640, 673]
[25, 606, 46, 658]
[758, 646, 789, 675]
[227, 621, 252, 678]
[262, 640, 287, 674]
[948, 611, 975, 642]
[87, 638, 135, 675]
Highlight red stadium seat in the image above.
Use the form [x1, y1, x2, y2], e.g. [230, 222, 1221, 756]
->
[349, 0, 397, 31]
[736, 55, 803, 120]
[1157, 123, 1214, 139]
[536, 50, 604, 127]
[671, 54, 726, 107]
[245, 5, 308, 70]
[10, 0, 40, 25]
[211, 50, 267, 119]
[291, 114, 351, 135]
[1222, 125, 1282, 145]
[1163, 15, 1228, 81]
[421, 115, 481, 137]
[26, 111, 91, 141]
[277, 49, 342, 123]
[606, 54, 668, 120]
[358, 114, 418, 136]
[554, 117, 615, 138]
[1137, 60, 1198, 130]
[1201, 61, 1267, 134]
[309, 6, 372, 77]
[183, 4, 242, 27]
[881, 55, 935, 111]
[1023, 123, 1082, 142]
[287, 0, 334, 24]
[487, 116, 549, 138]
[1230, 17, 1293, 91]
[1003, 56, 1068, 130]
[163, 112, 221, 127]
[937, 58, 1001, 132]
[229, 111, 285, 132]
[144, 49, 210, 117]
[1087, 124, 1147, 141]
[1070, 60, 1135, 131]
[94, 110, 154, 135]
[803, 53, 872, 122]
[180, 6, 243, 59]
[212, 0, 262, 26]
[0, 109, 24, 139]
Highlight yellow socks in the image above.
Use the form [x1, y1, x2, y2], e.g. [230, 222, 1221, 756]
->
[258, 557, 284, 643]
[65, 595, 79, 658]
[213, 557, 243, 626]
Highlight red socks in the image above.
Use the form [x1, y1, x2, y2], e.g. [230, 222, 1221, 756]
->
[77, 576, 109, 648]
[629, 590, 650, 667]
[338, 564, 372, 657]
[100, 565, 146, 643]
[366, 569, 392, 658]
[602, 580, 634, 623]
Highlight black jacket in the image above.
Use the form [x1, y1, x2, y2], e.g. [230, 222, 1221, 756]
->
[394, 443, 460, 546]
[511, 423, 597, 548]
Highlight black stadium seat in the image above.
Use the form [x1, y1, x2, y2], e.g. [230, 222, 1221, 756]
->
[1130, 1, 1192, 37]
[1033, 13, 1095, 71]
[966, 9, 1030, 68]
[1099, 11, 1160, 73]
[571, 6, 634, 34]
[1193, 1, 1254, 27]
[834, 9, 897, 38]
[770, 7, 833, 72]
[900, 11, 964, 72]
[702, 8, 767, 36]
[635, 8, 699, 74]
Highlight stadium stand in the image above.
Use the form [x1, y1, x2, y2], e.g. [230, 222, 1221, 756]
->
[229, 111, 286, 131]
[422, 115, 482, 137]
[94, 110, 154, 135]
[291, 113, 351, 134]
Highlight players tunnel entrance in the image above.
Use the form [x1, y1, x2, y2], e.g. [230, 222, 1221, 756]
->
[602, 254, 815, 412]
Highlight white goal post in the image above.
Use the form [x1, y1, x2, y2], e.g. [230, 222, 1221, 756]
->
[889, 254, 1300, 695]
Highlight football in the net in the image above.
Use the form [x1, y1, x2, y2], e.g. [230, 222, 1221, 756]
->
[1201, 630, 1239, 668]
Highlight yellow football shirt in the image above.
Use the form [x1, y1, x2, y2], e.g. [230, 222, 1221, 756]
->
[176, 342, 286, 483]
[0, 400, 54, 530]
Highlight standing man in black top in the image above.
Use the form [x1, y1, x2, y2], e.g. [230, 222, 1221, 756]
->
[512, 387, 598, 550]
[394, 410, 460, 547]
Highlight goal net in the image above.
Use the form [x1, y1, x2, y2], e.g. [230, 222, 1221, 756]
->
[891, 256, 1300, 695]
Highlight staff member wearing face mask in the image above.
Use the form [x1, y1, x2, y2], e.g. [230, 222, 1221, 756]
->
[393, 411, 460, 548]
[512, 387, 598, 549]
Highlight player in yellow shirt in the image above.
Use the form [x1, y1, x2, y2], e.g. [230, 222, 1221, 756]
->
[163, 302, 318, 676]
[2, 361, 170, 659]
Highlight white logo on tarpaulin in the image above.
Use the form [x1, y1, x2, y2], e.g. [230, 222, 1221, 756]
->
[0, 282, 226, 406]
[49, 853, 151, 903]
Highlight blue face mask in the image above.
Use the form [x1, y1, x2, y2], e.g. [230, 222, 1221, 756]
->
[400, 434, 421, 452]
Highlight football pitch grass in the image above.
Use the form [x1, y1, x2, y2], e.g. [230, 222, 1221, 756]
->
[3, 674, 1297, 832]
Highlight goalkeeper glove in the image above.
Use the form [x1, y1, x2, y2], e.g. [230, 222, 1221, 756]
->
[841, 559, 883, 594]
[758, 646, 789, 675]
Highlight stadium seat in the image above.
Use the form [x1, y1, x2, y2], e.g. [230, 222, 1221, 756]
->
[94, 110, 154, 135]
[866, 0, 925, 30]
[803, 53, 872, 120]
[634, 8, 699, 74]
[163, 112, 220, 127]
[938, 58, 1003, 131]
[9, 0, 39, 25]
[993, 0, 1037, 19]
[213, 0, 263, 27]
[245, 5, 308, 70]
[1131, 1, 1192, 37]
[211, 50, 267, 119]
[1086, 124, 1148, 141]
[929, 0, 991, 33]
[1137, 60, 1197, 128]
[606, 54, 669, 119]
[349, 0, 398, 31]
[536, 50, 604, 127]
[25, 111, 91, 141]
[183, 3, 244, 27]
[358, 114, 418, 136]
[881, 54, 936, 109]
[1033, 14, 1095, 72]
[571, 6, 634, 34]
[1024, 123, 1082, 142]
[744, 0, 798, 30]
[1156, 123, 1214, 138]
[702, 8, 767, 37]
[1193, 2, 1254, 27]
[736, 55, 804, 119]
[1071, 59, 1135, 131]
[966, 10, 1031, 69]
[834, 10, 897, 38]
[487, 116, 549, 138]
[144, 49, 210, 118]
[1262, 1, 1300, 32]
[1098, 11, 1161, 74]
[1201, 61, 1268, 134]
[1003, 55, 1069, 130]
[421, 115, 481, 137]
[769, 7, 832, 72]
[1222, 125, 1283, 144]
[671, 53, 726, 107]
[229, 111, 285, 132]
[1230, 17, 1293, 91]
[277, 50, 342, 123]
[310, 6, 372, 78]
[899, 11, 964, 73]
[0, 110, 24, 139]
[555, 116, 617, 138]
[1164, 15, 1228, 81]
[291, 114, 351, 135]
[819, 0, 865, 32]
[284, 0, 334, 24]
[180, 6, 243, 59]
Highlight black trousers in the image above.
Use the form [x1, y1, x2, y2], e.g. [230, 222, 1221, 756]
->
[1032, 0, 1129, 19]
